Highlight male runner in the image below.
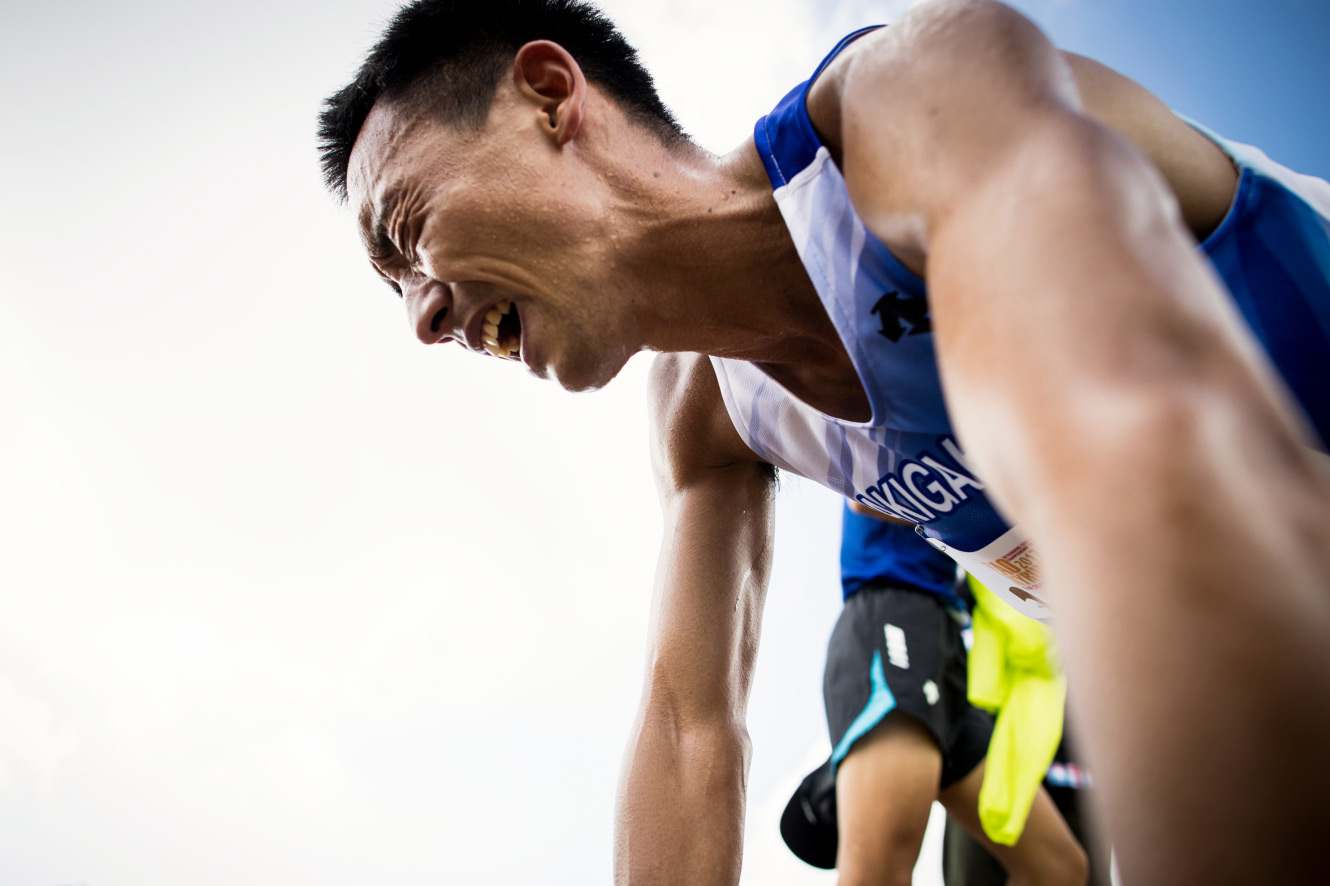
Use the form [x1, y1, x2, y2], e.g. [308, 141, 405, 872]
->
[779, 502, 1088, 885]
[317, 1, 1330, 883]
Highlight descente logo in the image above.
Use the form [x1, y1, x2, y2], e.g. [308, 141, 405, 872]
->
[853, 436, 985, 524]
[871, 290, 931, 342]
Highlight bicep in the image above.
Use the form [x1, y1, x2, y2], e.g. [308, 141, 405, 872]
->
[828, 0, 1082, 248]
[826, 1, 1302, 517]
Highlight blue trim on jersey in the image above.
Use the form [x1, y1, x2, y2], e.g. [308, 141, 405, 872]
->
[1201, 168, 1330, 448]
[753, 82, 818, 189]
[810, 26, 884, 83]
[865, 226, 927, 297]
[753, 26, 883, 189]
[743, 30, 1330, 560]
[830, 649, 897, 772]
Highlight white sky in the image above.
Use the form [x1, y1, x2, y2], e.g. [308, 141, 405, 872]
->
[0, 0, 1151, 883]
[0, 1, 909, 883]
[8, 0, 1324, 882]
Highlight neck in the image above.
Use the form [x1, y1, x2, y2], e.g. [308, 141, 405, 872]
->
[597, 135, 839, 366]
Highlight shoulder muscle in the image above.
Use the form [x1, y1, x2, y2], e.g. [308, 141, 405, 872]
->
[647, 353, 769, 494]
[810, 0, 1078, 239]
[807, 0, 1233, 248]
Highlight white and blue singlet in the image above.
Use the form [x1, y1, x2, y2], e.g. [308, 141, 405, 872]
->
[709, 28, 1330, 622]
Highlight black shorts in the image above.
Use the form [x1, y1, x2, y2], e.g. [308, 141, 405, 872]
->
[825, 581, 992, 785]
[781, 582, 994, 869]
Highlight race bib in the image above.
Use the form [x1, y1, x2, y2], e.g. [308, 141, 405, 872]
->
[921, 527, 1052, 623]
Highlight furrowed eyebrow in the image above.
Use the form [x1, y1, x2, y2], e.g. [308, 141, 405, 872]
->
[368, 220, 396, 261]
[357, 190, 404, 297]
[359, 185, 403, 259]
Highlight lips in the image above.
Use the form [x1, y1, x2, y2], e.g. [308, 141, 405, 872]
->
[481, 299, 521, 360]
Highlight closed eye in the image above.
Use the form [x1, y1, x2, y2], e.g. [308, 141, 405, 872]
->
[368, 261, 403, 298]
[368, 221, 397, 263]
[389, 209, 423, 269]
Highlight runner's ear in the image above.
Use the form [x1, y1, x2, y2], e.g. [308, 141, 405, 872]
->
[512, 40, 585, 146]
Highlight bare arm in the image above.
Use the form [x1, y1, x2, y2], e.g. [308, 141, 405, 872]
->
[813, 2, 1330, 882]
[821, 0, 1319, 513]
[614, 353, 775, 886]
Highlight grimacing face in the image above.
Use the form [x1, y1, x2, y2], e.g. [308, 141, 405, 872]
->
[345, 97, 638, 392]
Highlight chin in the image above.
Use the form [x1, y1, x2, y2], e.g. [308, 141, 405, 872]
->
[545, 348, 626, 393]
[550, 368, 614, 394]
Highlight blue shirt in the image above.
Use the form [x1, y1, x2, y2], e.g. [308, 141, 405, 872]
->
[840, 502, 963, 602]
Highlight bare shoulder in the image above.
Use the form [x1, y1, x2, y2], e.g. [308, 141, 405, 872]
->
[1059, 53, 1237, 236]
[804, 0, 1077, 268]
[647, 353, 768, 489]
[805, 0, 1234, 242]
[805, 0, 1072, 156]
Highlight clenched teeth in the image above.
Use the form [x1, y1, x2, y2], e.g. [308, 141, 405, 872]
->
[483, 299, 520, 359]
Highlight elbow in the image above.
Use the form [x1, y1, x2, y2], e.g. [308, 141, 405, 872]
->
[619, 693, 753, 828]
[633, 672, 753, 782]
[676, 716, 752, 784]
[639, 679, 752, 759]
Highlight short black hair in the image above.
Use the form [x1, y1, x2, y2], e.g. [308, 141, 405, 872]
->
[318, 0, 685, 202]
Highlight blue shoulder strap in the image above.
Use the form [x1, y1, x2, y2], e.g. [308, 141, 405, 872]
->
[753, 25, 885, 188]
[811, 25, 885, 83]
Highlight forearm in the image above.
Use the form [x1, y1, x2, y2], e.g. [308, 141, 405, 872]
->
[614, 710, 751, 886]
[1030, 412, 1330, 885]
[929, 119, 1330, 884]
[626, 355, 776, 885]
[830, 3, 1330, 878]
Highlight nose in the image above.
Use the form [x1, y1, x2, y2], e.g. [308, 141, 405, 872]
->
[404, 275, 455, 345]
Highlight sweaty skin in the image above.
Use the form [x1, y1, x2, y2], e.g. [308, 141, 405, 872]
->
[802, 15, 1330, 886]
[343, 2, 1330, 883]
[637, 7, 1330, 886]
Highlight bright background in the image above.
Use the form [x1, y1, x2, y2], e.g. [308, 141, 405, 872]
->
[1, 1, 1326, 884]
